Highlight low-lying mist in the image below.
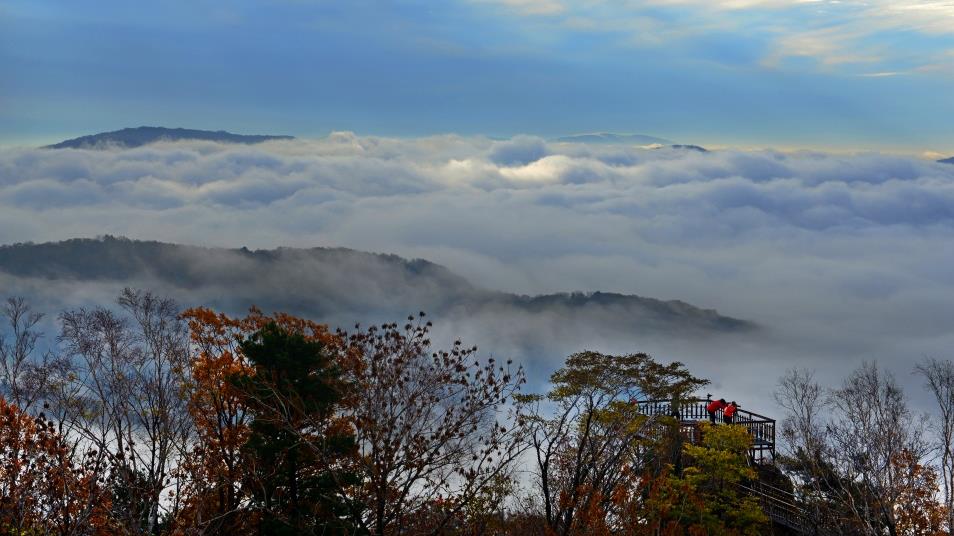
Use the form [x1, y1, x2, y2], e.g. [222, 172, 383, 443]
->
[2, 133, 953, 414]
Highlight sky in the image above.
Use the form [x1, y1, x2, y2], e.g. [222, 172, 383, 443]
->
[3, 0, 954, 152]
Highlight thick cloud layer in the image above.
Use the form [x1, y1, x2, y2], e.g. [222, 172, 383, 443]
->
[2, 134, 953, 412]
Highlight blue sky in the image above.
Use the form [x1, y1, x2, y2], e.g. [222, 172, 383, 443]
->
[3, 0, 954, 152]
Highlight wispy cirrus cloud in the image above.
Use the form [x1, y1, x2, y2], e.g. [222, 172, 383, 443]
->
[477, 0, 565, 16]
[475, 0, 954, 74]
[5, 1, 954, 148]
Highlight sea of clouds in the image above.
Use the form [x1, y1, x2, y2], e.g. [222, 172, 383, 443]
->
[2, 133, 954, 412]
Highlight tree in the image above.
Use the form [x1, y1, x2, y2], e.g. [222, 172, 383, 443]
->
[57, 289, 192, 535]
[776, 363, 936, 535]
[174, 307, 257, 532]
[915, 357, 954, 533]
[0, 395, 112, 534]
[679, 423, 766, 534]
[236, 322, 361, 534]
[637, 423, 768, 535]
[519, 351, 707, 535]
[0, 297, 62, 413]
[175, 306, 361, 534]
[343, 314, 527, 536]
[889, 449, 947, 536]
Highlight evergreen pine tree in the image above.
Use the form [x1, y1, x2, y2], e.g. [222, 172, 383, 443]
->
[237, 322, 361, 535]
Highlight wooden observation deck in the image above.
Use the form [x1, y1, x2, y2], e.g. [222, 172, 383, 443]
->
[635, 397, 834, 534]
[634, 397, 777, 462]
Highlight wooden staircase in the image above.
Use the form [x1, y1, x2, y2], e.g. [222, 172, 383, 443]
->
[739, 480, 832, 535]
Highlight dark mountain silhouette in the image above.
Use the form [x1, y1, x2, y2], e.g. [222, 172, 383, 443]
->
[669, 144, 708, 152]
[553, 132, 674, 145]
[939, 156, 954, 165]
[0, 237, 754, 335]
[45, 126, 294, 149]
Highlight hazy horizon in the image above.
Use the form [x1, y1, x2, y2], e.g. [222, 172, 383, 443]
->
[6, 128, 954, 159]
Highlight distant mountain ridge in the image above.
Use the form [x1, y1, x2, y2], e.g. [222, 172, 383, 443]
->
[45, 126, 294, 149]
[939, 156, 954, 165]
[669, 144, 707, 152]
[553, 132, 674, 145]
[0, 237, 754, 335]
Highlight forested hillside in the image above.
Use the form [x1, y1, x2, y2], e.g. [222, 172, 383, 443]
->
[0, 237, 754, 335]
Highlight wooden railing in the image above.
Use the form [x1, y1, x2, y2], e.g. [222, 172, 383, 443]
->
[739, 481, 834, 535]
[633, 397, 776, 463]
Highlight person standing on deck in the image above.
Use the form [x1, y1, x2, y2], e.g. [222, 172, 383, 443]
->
[723, 401, 738, 424]
[706, 398, 727, 424]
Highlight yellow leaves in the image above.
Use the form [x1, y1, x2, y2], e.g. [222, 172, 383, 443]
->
[697, 422, 752, 452]
[547, 351, 707, 405]
[684, 423, 758, 488]
[638, 422, 768, 536]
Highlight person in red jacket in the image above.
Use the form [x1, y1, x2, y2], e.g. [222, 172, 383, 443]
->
[706, 398, 726, 424]
[723, 401, 738, 424]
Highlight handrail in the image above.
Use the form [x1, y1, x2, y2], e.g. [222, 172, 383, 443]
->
[738, 480, 834, 536]
[738, 483, 798, 511]
[751, 479, 800, 500]
[738, 482, 814, 532]
[637, 397, 774, 423]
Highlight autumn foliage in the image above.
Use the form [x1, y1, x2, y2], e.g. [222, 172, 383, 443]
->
[891, 450, 947, 536]
[637, 423, 767, 535]
[1, 292, 951, 535]
[174, 307, 357, 534]
[0, 397, 111, 534]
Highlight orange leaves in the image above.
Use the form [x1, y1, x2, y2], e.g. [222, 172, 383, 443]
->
[183, 306, 339, 350]
[891, 449, 949, 536]
[566, 485, 612, 536]
[0, 396, 111, 534]
[174, 307, 356, 533]
[180, 308, 254, 476]
[175, 308, 258, 531]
